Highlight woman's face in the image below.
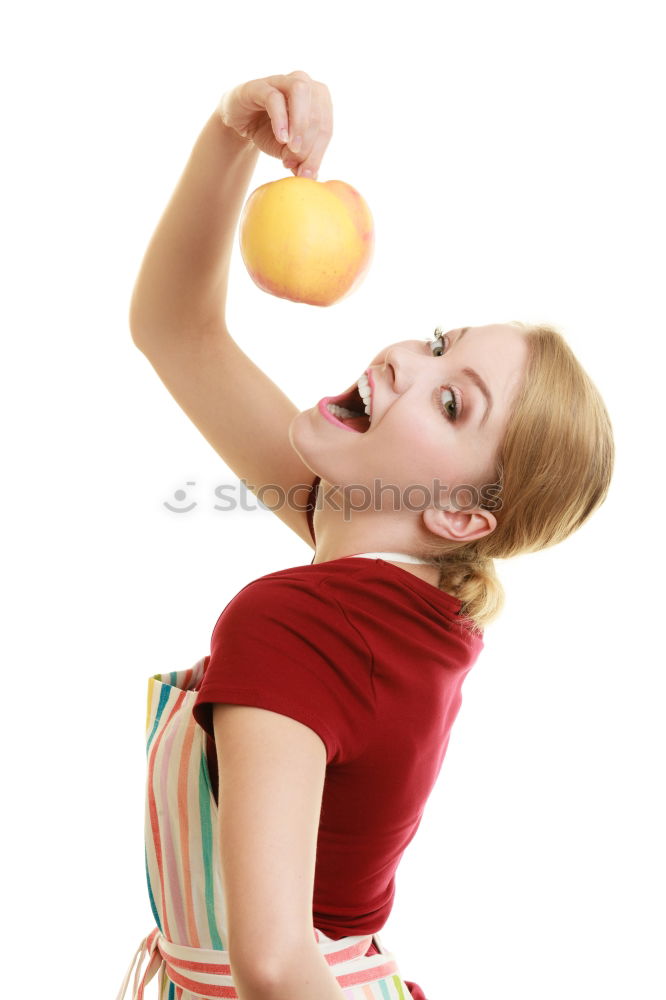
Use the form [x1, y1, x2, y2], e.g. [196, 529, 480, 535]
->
[289, 323, 529, 516]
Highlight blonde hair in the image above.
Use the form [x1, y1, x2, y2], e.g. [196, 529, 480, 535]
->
[423, 322, 615, 634]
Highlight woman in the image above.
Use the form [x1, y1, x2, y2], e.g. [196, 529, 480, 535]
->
[117, 70, 614, 1000]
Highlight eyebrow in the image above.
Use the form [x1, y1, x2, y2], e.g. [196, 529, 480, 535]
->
[452, 327, 493, 426]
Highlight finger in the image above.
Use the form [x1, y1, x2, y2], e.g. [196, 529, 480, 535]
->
[282, 146, 300, 176]
[295, 127, 332, 178]
[248, 79, 290, 145]
[281, 144, 300, 174]
[293, 85, 333, 178]
[284, 76, 311, 154]
[263, 86, 290, 145]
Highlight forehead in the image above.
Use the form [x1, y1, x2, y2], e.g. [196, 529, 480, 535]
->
[463, 323, 529, 374]
[454, 324, 529, 367]
[465, 322, 524, 341]
[378, 322, 526, 356]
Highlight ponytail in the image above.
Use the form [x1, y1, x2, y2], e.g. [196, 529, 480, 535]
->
[431, 547, 505, 635]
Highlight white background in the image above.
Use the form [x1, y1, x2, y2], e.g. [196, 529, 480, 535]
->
[2, 1, 664, 997]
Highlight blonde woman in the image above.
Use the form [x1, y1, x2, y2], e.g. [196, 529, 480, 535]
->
[119, 70, 614, 1000]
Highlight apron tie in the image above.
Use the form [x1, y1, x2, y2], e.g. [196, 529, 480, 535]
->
[114, 928, 163, 1000]
[116, 928, 400, 999]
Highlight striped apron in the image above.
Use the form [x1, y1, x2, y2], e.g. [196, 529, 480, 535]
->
[115, 654, 423, 1000]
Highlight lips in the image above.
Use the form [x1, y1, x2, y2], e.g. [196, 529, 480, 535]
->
[318, 373, 372, 433]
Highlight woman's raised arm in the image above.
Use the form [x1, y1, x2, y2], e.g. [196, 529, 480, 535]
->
[129, 73, 332, 544]
[129, 111, 259, 336]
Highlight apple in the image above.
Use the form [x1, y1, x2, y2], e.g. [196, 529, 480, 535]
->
[238, 176, 375, 306]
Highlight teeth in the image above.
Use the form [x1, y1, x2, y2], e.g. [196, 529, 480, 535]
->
[326, 375, 373, 425]
[327, 403, 360, 419]
[357, 374, 372, 417]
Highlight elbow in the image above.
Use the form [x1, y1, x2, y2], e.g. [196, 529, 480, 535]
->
[229, 941, 310, 999]
[128, 314, 145, 351]
[130, 328, 144, 351]
[128, 307, 149, 351]
[128, 290, 156, 352]
[129, 319, 156, 357]
[128, 290, 144, 347]
[229, 958, 290, 1000]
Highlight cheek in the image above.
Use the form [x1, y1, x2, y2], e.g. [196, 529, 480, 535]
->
[372, 413, 491, 494]
[369, 416, 447, 481]
[393, 410, 441, 452]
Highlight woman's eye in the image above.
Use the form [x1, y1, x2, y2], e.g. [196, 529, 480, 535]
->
[427, 330, 462, 422]
[440, 387, 459, 421]
[427, 331, 449, 356]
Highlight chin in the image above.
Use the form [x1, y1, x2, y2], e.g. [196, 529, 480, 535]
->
[287, 411, 321, 476]
[288, 410, 369, 490]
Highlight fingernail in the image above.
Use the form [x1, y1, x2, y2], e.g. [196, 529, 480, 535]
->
[279, 128, 289, 143]
[301, 168, 312, 178]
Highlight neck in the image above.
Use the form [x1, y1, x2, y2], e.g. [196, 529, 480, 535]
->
[312, 547, 441, 586]
[310, 505, 441, 586]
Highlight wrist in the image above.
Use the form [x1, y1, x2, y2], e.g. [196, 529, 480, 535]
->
[214, 95, 255, 152]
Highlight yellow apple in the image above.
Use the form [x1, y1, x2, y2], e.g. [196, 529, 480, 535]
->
[238, 176, 375, 306]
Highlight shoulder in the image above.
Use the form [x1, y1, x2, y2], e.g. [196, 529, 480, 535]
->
[217, 565, 345, 628]
[197, 565, 376, 765]
[209, 565, 373, 675]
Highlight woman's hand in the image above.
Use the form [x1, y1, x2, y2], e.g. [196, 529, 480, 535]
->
[217, 69, 333, 180]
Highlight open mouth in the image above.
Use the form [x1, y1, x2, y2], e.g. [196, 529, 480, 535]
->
[322, 375, 372, 434]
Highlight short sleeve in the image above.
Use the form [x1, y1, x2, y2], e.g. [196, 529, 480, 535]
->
[192, 573, 374, 765]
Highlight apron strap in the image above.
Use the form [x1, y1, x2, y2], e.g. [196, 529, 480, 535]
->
[116, 929, 401, 999]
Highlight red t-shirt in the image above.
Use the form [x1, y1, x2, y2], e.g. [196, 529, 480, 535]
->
[193, 478, 484, 998]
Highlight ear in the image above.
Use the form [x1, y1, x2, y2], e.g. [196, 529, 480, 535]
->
[422, 504, 497, 544]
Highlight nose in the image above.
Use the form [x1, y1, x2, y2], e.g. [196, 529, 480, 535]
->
[378, 344, 419, 396]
